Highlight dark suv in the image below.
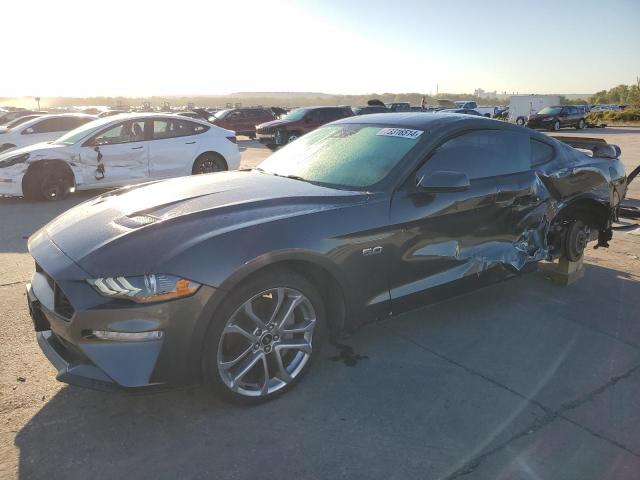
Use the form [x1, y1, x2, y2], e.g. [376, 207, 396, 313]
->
[256, 106, 353, 148]
[210, 107, 276, 138]
[527, 106, 586, 131]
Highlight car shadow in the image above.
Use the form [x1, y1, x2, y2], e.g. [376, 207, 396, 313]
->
[13, 262, 640, 479]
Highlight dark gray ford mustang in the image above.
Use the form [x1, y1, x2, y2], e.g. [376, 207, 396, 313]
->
[27, 113, 628, 403]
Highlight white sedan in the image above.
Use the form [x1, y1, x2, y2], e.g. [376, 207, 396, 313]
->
[0, 113, 96, 154]
[0, 113, 241, 200]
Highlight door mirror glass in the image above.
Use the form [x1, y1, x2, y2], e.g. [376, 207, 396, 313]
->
[417, 170, 470, 192]
[24, 127, 35, 134]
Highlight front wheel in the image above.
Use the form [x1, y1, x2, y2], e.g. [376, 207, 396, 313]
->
[22, 166, 73, 201]
[192, 153, 227, 174]
[515, 117, 526, 126]
[576, 119, 585, 130]
[202, 269, 326, 404]
[552, 120, 561, 132]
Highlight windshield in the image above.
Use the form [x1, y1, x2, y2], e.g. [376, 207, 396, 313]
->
[280, 108, 307, 122]
[257, 124, 422, 189]
[538, 107, 562, 115]
[53, 117, 115, 145]
[214, 109, 230, 119]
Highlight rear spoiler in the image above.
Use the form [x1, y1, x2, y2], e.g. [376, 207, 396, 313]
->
[554, 136, 621, 159]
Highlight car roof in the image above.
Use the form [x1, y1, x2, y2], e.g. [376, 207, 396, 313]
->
[334, 112, 536, 136]
[14, 112, 96, 128]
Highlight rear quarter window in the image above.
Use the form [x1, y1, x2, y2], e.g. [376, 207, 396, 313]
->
[531, 139, 555, 166]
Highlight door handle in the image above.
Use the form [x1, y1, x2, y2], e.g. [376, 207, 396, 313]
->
[131, 146, 144, 150]
[185, 141, 196, 144]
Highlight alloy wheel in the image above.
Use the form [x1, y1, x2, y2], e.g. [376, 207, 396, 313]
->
[217, 287, 316, 397]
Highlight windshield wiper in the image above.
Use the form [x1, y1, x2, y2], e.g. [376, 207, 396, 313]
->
[284, 174, 306, 181]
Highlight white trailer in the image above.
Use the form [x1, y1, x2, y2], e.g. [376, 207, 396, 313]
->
[508, 95, 561, 125]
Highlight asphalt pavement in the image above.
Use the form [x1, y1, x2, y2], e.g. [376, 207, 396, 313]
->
[1, 131, 639, 479]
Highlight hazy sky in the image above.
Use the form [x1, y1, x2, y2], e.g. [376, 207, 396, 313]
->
[4, 0, 639, 97]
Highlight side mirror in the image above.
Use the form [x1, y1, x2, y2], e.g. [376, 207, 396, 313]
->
[304, 117, 313, 123]
[23, 127, 35, 134]
[416, 170, 470, 192]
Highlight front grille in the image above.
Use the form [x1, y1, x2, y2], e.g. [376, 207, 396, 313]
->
[54, 284, 75, 319]
[36, 262, 75, 320]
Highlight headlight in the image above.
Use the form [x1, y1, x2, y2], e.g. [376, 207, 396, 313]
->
[87, 274, 201, 303]
[0, 153, 29, 168]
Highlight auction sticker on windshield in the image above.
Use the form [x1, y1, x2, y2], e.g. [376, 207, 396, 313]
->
[376, 128, 423, 139]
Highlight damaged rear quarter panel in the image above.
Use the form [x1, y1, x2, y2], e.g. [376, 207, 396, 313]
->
[387, 131, 623, 312]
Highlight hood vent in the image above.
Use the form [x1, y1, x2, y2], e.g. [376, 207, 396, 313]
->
[114, 214, 160, 229]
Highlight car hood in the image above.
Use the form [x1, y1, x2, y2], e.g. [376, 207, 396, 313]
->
[38, 171, 367, 275]
[0, 142, 68, 161]
[256, 119, 292, 129]
[529, 114, 554, 121]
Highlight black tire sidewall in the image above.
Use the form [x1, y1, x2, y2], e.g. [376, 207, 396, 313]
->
[193, 153, 226, 174]
[202, 268, 327, 405]
[23, 167, 72, 201]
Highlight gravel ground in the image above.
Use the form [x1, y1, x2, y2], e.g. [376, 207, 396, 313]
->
[0, 130, 639, 479]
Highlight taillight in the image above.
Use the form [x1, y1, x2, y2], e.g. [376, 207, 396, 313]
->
[226, 136, 237, 144]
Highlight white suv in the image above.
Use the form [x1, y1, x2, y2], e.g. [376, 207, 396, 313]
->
[0, 113, 96, 154]
[0, 113, 241, 200]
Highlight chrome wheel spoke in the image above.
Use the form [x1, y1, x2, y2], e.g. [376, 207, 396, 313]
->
[275, 350, 293, 383]
[268, 287, 285, 324]
[277, 295, 303, 330]
[223, 324, 257, 342]
[244, 302, 267, 329]
[230, 352, 263, 391]
[260, 355, 271, 395]
[219, 344, 253, 370]
[281, 319, 316, 335]
[276, 339, 312, 355]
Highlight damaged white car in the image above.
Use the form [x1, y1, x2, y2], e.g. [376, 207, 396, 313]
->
[0, 113, 96, 154]
[0, 113, 241, 200]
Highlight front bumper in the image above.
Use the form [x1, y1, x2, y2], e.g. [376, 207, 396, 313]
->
[257, 132, 275, 144]
[0, 177, 23, 197]
[27, 232, 220, 391]
[527, 118, 555, 129]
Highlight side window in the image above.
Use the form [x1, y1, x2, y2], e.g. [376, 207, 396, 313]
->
[57, 117, 90, 131]
[531, 139, 554, 166]
[94, 120, 145, 145]
[419, 130, 531, 180]
[322, 109, 342, 122]
[26, 118, 61, 134]
[153, 119, 193, 139]
[191, 122, 209, 134]
[227, 110, 244, 120]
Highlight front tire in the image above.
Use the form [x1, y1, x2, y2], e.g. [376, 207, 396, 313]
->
[202, 268, 326, 404]
[192, 152, 227, 174]
[515, 117, 526, 126]
[22, 166, 73, 201]
[576, 119, 585, 130]
[552, 120, 561, 132]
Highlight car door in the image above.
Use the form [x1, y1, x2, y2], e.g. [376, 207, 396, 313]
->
[148, 118, 200, 179]
[388, 128, 535, 312]
[78, 119, 150, 187]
